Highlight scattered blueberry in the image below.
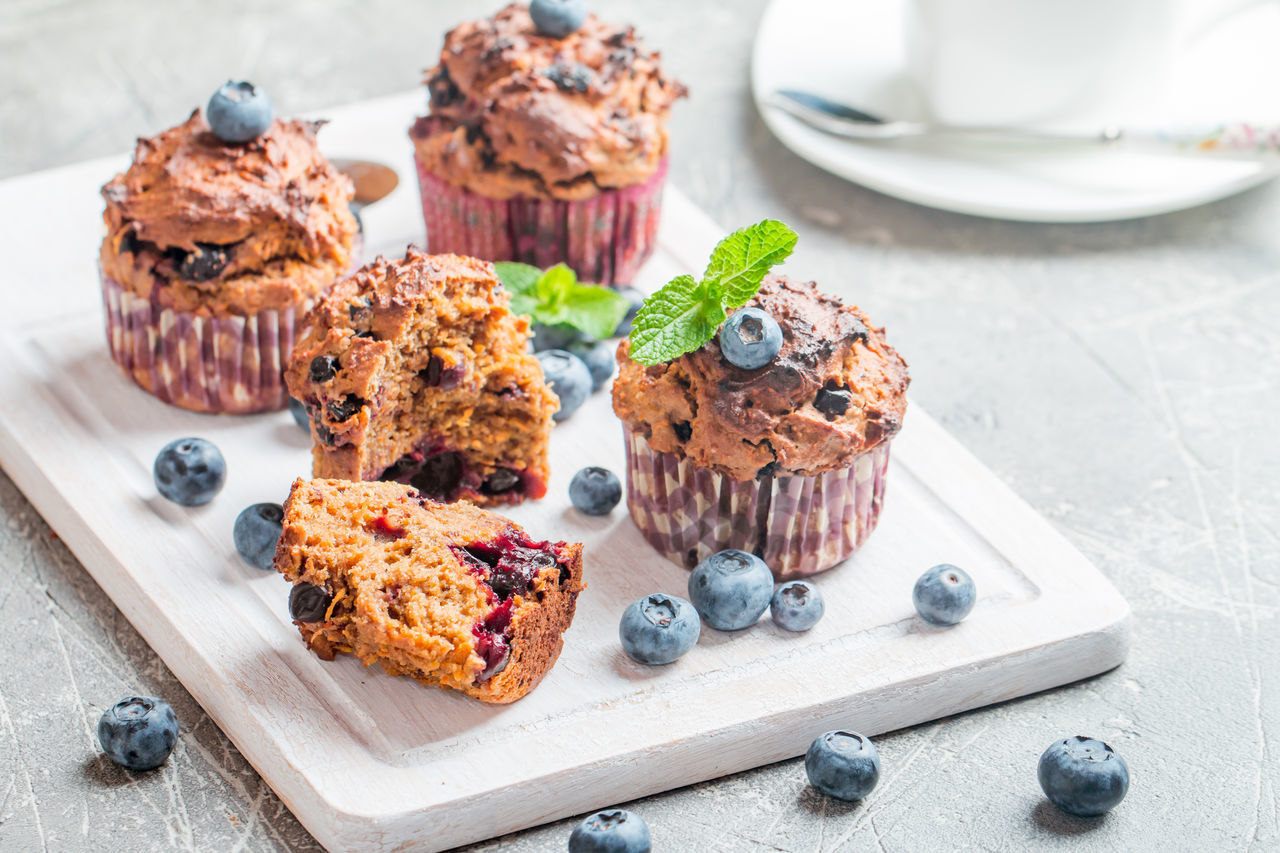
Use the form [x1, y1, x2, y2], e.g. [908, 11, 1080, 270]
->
[206, 81, 273, 143]
[288, 397, 310, 430]
[177, 243, 229, 282]
[98, 696, 178, 772]
[613, 287, 646, 337]
[530, 0, 587, 38]
[531, 322, 584, 352]
[569, 466, 622, 515]
[619, 593, 701, 665]
[309, 355, 337, 383]
[289, 583, 332, 622]
[569, 809, 651, 853]
[1038, 736, 1130, 817]
[154, 438, 226, 507]
[233, 503, 284, 571]
[770, 580, 825, 632]
[805, 730, 881, 801]
[912, 564, 976, 626]
[687, 549, 774, 631]
[718, 307, 783, 370]
[570, 339, 616, 391]
[536, 349, 592, 422]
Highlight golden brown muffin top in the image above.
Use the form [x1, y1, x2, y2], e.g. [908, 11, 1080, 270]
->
[410, 2, 687, 201]
[612, 275, 910, 481]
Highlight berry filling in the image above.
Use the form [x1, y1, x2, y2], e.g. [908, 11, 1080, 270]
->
[368, 515, 407, 540]
[379, 442, 545, 503]
[471, 599, 514, 682]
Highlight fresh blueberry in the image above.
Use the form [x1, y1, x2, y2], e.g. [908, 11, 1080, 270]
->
[154, 438, 226, 507]
[613, 287, 646, 337]
[770, 580, 825, 632]
[206, 81, 273, 143]
[718, 307, 783, 370]
[805, 730, 881, 801]
[570, 340, 616, 391]
[531, 322, 584, 352]
[619, 593, 700, 665]
[912, 563, 976, 626]
[536, 349, 592, 422]
[530, 0, 587, 38]
[233, 503, 284, 571]
[568, 808, 651, 853]
[687, 549, 774, 631]
[98, 696, 178, 772]
[289, 583, 332, 622]
[569, 466, 622, 515]
[1038, 736, 1130, 817]
[288, 397, 310, 430]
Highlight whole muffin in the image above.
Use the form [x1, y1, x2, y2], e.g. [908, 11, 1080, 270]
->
[100, 93, 360, 413]
[410, 2, 686, 285]
[613, 275, 910, 579]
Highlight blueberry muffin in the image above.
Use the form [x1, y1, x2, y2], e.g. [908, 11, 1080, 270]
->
[275, 478, 584, 703]
[99, 83, 360, 413]
[612, 275, 910, 579]
[409, 1, 686, 284]
[284, 249, 558, 506]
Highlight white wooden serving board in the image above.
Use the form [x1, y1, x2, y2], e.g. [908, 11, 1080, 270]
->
[0, 91, 1129, 852]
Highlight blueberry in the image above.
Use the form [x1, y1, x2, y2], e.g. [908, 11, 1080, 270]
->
[687, 549, 774, 631]
[233, 503, 284, 571]
[177, 243, 229, 281]
[619, 593, 700, 665]
[1038, 736, 1130, 817]
[770, 580, 824, 632]
[568, 809, 651, 853]
[570, 340, 616, 391]
[912, 564, 976, 626]
[569, 466, 622, 515]
[531, 322, 584, 352]
[613, 287, 646, 337]
[288, 397, 310, 429]
[805, 730, 881, 801]
[536, 349, 592, 422]
[309, 355, 337, 383]
[154, 438, 226, 507]
[206, 81, 273, 143]
[97, 696, 178, 772]
[718, 307, 783, 370]
[289, 583, 332, 622]
[530, 0, 587, 38]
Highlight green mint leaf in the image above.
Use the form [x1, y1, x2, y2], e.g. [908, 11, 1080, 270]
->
[535, 264, 576, 307]
[628, 275, 727, 366]
[533, 279, 629, 340]
[702, 219, 798, 308]
[493, 261, 543, 317]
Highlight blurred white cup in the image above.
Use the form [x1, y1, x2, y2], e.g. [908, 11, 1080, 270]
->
[905, 0, 1272, 126]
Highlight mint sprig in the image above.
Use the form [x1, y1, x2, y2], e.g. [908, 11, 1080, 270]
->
[494, 262, 629, 341]
[628, 219, 797, 365]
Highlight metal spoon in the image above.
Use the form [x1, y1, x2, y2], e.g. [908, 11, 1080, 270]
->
[330, 158, 399, 210]
[766, 89, 1280, 159]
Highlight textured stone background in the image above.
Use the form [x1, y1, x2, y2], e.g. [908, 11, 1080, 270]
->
[2, 1, 1278, 850]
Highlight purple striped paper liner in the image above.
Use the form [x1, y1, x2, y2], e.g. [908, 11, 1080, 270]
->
[414, 156, 668, 286]
[622, 427, 892, 580]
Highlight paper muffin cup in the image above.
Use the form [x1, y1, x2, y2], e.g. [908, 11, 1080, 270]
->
[622, 427, 892, 580]
[414, 156, 668, 286]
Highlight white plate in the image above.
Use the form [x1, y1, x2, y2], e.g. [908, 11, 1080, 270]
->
[0, 92, 1128, 852]
[751, 0, 1280, 222]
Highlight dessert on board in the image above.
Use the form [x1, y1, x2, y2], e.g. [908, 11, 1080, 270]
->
[99, 82, 360, 413]
[409, 2, 686, 284]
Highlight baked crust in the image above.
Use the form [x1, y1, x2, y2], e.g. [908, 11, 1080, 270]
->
[274, 478, 584, 704]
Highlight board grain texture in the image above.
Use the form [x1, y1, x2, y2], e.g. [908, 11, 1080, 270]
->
[0, 92, 1128, 852]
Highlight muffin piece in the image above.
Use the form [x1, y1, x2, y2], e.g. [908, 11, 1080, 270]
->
[409, 2, 686, 284]
[100, 108, 359, 413]
[274, 478, 584, 704]
[613, 275, 910, 579]
[285, 249, 557, 506]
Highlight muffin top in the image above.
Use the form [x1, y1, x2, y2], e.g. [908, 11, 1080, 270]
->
[100, 110, 358, 315]
[612, 275, 910, 481]
[410, 2, 687, 201]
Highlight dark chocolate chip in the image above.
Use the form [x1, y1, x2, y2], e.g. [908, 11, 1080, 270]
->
[673, 421, 692, 442]
[178, 243, 229, 281]
[309, 356, 337, 383]
[326, 394, 363, 422]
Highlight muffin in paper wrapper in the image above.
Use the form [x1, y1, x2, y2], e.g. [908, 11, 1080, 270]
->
[414, 156, 668, 286]
[623, 426, 892, 580]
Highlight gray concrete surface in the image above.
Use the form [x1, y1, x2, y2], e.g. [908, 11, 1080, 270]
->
[2, 1, 1278, 850]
